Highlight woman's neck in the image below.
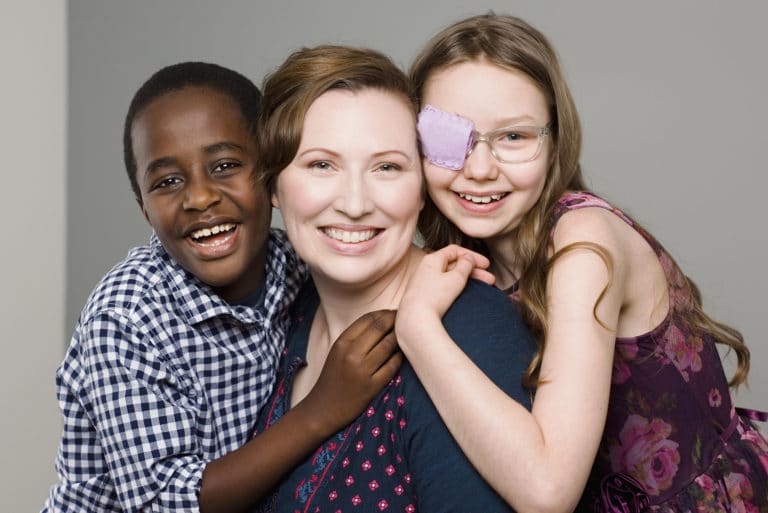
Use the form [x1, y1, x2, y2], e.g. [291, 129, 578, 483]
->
[312, 245, 424, 346]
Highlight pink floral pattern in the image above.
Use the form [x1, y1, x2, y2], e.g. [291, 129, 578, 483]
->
[548, 193, 768, 512]
[609, 415, 680, 496]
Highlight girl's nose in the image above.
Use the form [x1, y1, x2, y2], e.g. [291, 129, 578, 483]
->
[462, 141, 500, 181]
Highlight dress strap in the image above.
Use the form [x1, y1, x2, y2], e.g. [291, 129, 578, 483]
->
[736, 407, 768, 422]
[721, 407, 768, 444]
[551, 192, 637, 234]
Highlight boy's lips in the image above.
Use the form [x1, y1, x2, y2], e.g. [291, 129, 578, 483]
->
[184, 220, 241, 259]
[188, 222, 237, 241]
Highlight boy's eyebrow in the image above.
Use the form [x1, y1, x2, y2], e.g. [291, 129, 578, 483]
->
[142, 141, 248, 179]
[204, 141, 246, 154]
[144, 156, 178, 178]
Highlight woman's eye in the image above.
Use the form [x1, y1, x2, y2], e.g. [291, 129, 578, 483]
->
[310, 161, 332, 171]
[376, 163, 402, 172]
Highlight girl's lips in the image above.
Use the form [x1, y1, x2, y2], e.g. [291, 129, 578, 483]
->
[457, 192, 508, 204]
[454, 191, 509, 213]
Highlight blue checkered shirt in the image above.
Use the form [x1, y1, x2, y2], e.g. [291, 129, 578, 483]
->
[43, 229, 306, 512]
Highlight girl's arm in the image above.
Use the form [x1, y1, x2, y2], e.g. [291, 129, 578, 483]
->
[402, 279, 532, 513]
[396, 210, 633, 513]
[199, 310, 402, 513]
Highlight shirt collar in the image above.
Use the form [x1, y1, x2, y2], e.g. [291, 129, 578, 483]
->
[149, 229, 307, 326]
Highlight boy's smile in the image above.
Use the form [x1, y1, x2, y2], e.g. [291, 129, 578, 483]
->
[132, 86, 271, 302]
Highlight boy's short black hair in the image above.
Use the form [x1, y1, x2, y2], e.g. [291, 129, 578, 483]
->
[123, 61, 261, 200]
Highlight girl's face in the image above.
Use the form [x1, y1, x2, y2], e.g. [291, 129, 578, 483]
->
[273, 88, 423, 290]
[421, 60, 551, 243]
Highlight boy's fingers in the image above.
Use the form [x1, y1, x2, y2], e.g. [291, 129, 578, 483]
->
[338, 310, 396, 348]
[372, 350, 404, 384]
[364, 331, 399, 368]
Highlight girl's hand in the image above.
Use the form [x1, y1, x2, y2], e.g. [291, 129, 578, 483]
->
[301, 310, 402, 430]
[396, 245, 493, 346]
[404, 244, 493, 317]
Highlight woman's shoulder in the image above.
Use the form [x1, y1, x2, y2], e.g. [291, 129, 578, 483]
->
[442, 279, 530, 347]
[445, 279, 517, 318]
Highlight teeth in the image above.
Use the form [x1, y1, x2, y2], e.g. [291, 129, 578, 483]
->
[190, 223, 235, 240]
[459, 193, 505, 204]
[323, 228, 377, 243]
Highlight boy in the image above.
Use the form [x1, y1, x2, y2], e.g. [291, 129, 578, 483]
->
[44, 62, 399, 512]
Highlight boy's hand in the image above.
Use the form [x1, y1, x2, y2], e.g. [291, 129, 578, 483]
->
[301, 310, 402, 430]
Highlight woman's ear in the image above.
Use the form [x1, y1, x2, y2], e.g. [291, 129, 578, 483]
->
[271, 192, 280, 209]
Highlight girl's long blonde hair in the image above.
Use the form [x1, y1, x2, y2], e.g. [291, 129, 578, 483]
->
[410, 13, 749, 388]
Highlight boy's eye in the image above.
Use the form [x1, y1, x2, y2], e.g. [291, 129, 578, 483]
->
[152, 176, 182, 190]
[212, 161, 241, 173]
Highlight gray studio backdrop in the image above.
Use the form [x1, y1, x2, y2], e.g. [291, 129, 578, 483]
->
[68, 0, 766, 419]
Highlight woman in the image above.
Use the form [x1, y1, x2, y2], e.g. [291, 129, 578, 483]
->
[250, 44, 536, 512]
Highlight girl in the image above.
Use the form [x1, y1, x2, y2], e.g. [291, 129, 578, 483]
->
[250, 44, 535, 512]
[396, 13, 768, 513]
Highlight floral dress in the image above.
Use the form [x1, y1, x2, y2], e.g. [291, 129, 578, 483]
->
[540, 192, 768, 512]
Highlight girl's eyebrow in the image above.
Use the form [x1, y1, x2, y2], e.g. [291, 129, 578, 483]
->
[492, 114, 538, 126]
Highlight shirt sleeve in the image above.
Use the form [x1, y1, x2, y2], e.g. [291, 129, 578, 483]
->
[47, 310, 207, 513]
[399, 279, 534, 513]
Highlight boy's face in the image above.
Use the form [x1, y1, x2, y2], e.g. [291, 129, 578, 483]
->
[132, 86, 271, 303]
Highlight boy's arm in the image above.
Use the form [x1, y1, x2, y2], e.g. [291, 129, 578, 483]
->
[199, 310, 402, 512]
[51, 311, 208, 512]
[53, 310, 400, 513]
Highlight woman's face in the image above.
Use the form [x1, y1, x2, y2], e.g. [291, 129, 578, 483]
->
[273, 88, 423, 289]
[421, 60, 551, 243]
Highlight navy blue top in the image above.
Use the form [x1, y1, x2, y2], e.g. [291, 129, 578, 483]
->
[253, 279, 535, 513]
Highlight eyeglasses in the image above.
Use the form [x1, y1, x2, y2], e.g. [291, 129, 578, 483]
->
[467, 125, 551, 164]
[416, 105, 551, 171]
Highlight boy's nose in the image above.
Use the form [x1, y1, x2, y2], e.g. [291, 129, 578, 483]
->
[462, 141, 499, 181]
[183, 177, 221, 211]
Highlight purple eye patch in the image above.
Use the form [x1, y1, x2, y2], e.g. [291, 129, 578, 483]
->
[416, 105, 474, 170]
